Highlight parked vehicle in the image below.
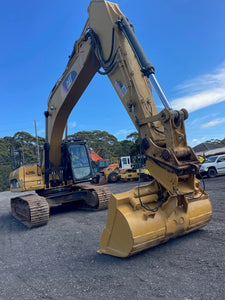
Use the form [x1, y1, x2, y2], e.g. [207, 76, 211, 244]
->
[199, 154, 225, 178]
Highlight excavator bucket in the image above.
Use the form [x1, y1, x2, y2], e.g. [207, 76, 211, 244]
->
[98, 180, 212, 257]
[98, 176, 107, 185]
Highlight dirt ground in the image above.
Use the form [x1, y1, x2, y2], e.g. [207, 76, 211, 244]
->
[0, 177, 224, 300]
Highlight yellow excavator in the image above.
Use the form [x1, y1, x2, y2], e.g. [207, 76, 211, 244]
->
[9, 0, 212, 257]
[10, 138, 111, 227]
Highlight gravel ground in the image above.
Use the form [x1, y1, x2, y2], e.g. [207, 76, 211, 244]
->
[0, 178, 224, 300]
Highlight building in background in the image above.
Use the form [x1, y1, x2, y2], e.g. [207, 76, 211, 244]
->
[193, 143, 225, 158]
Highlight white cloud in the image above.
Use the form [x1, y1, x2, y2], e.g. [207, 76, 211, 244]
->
[192, 138, 199, 143]
[201, 118, 225, 128]
[115, 129, 134, 140]
[191, 136, 208, 147]
[69, 121, 76, 128]
[171, 62, 225, 112]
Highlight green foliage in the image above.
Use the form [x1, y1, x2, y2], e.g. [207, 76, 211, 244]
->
[205, 138, 225, 145]
[0, 137, 12, 191]
[0, 139, 11, 164]
[126, 132, 140, 156]
[69, 130, 142, 158]
[0, 132, 44, 192]
[69, 130, 120, 158]
[126, 132, 139, 142]
[0, 165, 11, 192]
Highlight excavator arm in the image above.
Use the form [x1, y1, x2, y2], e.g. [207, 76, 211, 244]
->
[43, 0, 212, 257]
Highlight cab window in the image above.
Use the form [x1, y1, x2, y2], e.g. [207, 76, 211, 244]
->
[69, 144, 92, 181]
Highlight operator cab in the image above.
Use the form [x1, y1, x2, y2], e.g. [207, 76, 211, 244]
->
[97, 159, 110, 171]
[119, 156, 131, 169]
[62, 140, 93, 184]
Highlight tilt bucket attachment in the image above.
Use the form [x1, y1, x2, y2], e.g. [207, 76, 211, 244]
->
[98, 180, 212, 257]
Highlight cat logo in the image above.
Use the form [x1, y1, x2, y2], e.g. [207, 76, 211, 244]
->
[62, 71, 77, 92]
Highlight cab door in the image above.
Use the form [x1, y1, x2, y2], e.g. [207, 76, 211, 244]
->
[68, 143, 93, 182]
[216, 155, 225, 174]
[119, 156, 131, 169]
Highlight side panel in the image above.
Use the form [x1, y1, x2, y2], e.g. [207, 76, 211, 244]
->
[10, 165, 45, 192]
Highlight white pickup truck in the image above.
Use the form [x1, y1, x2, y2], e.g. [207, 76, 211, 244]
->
[199, 154, 225, 178]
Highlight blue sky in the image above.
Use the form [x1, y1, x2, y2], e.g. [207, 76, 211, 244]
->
[0, 0, 225, 147]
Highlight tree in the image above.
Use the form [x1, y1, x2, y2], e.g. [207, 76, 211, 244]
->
[126, 131, 140, 156]
[115, 140, 134, 157]
[0, 165, 11, 192]
[0, 139, 11, 165]
[0, 132, 45, 191]
[0, 138, 12, 191]
[205, 138, 224, 144]
[69, 130, 119, 158]
[126, 132, 138, 142]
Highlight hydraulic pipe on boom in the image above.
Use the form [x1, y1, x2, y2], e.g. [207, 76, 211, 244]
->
[117, 17, 172, 109]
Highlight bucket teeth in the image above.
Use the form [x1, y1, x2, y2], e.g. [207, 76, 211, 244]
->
[98, 181, 212, 257]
